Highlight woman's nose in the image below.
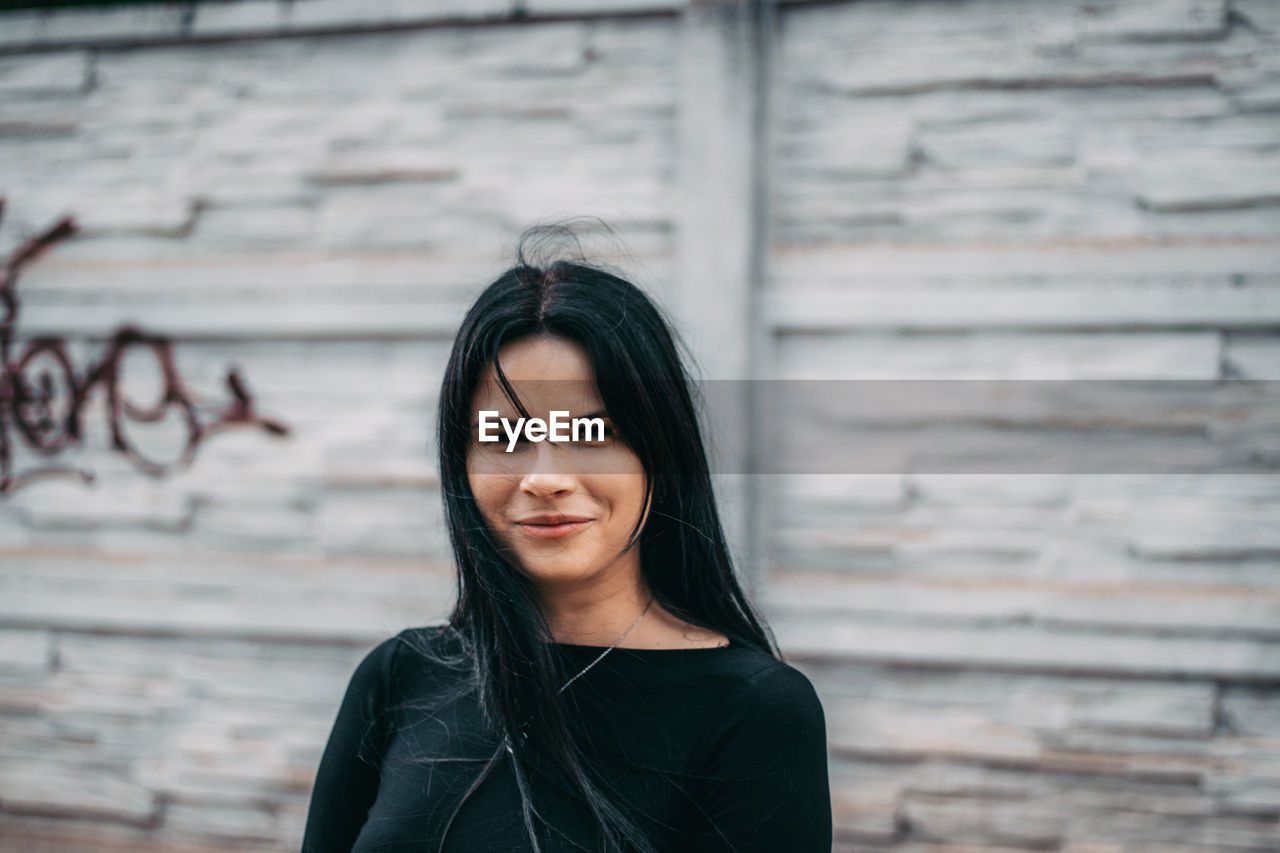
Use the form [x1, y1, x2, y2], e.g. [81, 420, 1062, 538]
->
[519, 443, 576, 498]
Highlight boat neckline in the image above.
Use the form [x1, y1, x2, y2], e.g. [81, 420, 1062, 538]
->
[549, 638, 737, 653]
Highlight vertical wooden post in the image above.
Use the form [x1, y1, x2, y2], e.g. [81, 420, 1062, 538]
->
[674, 0, 770, 589]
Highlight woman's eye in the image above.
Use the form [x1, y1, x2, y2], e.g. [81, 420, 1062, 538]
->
[576, 426, 614, 446]
[474, 434, 529, 450]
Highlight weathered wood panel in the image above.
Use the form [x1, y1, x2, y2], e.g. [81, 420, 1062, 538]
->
[770, 0, 1280, 849]
[0, 0, 1277, 850]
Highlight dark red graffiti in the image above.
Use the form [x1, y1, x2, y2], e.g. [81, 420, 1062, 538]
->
[0, 200, 289, 495]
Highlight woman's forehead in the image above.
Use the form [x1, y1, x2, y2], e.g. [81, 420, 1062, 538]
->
[492, 334, 594, 381]
[472, 336, 605, 414]
[470, 376, 605, 416]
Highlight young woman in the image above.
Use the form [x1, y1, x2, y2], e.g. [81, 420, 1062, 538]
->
[301, 234, 832, 852]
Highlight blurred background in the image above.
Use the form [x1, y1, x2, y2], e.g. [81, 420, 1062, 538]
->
[0, 0, 1278, 851]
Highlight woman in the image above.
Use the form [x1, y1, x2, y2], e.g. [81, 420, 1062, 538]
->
[301, 232, 832, 852]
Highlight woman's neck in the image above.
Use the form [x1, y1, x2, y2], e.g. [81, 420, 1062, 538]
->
[537, 569, 652, 647]
[537, 571, 730, 650]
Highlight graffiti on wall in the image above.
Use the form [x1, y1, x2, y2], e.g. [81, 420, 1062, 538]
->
[0, 201, 289, 495]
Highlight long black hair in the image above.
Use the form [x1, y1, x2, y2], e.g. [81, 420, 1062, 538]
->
[432, 226, 777, 851]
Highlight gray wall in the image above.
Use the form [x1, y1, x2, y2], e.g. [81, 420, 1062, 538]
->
[0, 1, 1277, 851]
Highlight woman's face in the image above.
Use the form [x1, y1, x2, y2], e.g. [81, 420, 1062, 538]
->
[465, 334, 650, 592]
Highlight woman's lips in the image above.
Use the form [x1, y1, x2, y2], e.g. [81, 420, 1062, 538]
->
[512, 514, 591, 535]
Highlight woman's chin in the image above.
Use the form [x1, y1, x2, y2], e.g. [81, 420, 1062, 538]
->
[520, 565, 596, 587]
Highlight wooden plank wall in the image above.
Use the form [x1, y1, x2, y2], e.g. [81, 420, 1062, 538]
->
[0, 1, 1276, 850]
[765, 3, 1280, 851]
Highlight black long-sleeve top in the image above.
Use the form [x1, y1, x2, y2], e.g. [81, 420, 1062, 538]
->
[301, 625, 832, 852]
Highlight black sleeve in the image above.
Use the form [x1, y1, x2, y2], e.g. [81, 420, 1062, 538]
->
[692, 663, 833, 852]
[301, 635, 400, 853]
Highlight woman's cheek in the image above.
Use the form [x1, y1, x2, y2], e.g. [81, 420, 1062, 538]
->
[465, 471, 506, 531]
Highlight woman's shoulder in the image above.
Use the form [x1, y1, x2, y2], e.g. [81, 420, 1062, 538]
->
[389, 623, 467, 655]
[715, 649, 823, 714]
[690, 649, 828, 771]
[347, 624, 469, 693]
[657, 642, 825, 723]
